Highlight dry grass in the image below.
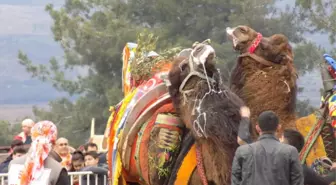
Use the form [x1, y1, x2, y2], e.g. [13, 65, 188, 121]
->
[0, 104, 48, 123]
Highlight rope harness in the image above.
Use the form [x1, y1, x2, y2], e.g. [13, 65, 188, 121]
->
[179, 43, 215, 93]
[196, 145, 208, 185]
[237, 32, 278, 67]
[238, 32, 293, 68]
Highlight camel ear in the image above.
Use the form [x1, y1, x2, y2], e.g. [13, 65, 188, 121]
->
[259, 38, 271, 50]
[178, 48, 192, 58]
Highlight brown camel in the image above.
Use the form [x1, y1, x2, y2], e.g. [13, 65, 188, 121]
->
[168, 40, 245, 184]
[226, 25, 298, 138]
[225, 26, 332, 168]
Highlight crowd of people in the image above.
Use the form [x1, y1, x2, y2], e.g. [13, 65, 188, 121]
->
[233, 107, 336, 185]
[0, 109, 335, 185]
[0, 119, 108, 185]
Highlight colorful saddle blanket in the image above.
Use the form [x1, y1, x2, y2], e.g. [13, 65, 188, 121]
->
[108, 72, 174, 184]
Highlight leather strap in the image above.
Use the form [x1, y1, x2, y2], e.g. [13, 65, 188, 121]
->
[239, 53, 280, 67]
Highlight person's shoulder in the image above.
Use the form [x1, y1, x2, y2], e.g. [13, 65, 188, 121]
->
[45, 156, 65, 170]
[47, 156, 64, 164]
[9, 154, 27, 165]
[236, 143, 253, 154]
[279, 142, 296, 150]
[278, 143, 298, 154]
[8, 154, 27, 170]
[49, 150, 62, 162]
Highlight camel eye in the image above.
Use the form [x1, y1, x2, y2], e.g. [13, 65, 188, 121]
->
[239, 27, 247, 33]
[241, 40, 248, 45]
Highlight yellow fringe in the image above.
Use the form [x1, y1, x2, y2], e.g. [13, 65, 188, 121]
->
[113, 151, 123, 185]
[111, 90, 137, 184]
[105, 107, 115, 138]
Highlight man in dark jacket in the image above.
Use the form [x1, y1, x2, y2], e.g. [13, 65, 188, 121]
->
[231, 110, 304, 185]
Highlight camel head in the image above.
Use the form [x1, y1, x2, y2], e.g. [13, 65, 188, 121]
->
[226, 25, 294, 65]
[185, 39, 216, 74]
[168, 40, 243, 140]
[226, 25, 258, 52]
[168, 40, 218, 128]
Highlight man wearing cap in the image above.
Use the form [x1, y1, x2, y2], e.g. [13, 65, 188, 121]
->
[14, 119, 35, 145]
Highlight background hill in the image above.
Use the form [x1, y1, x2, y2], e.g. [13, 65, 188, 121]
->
[0, 1, 67, 105]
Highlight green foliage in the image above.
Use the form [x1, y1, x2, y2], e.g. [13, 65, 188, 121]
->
[129, 30, 181, 82]
[0, 120, 21, 146]
[16, 0, 324, 146]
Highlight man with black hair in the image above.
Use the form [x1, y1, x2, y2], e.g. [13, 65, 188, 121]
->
[231, 110, 304, 185]
[84, 142, 98, 153]
[281, 129, 330, 185]
[84, 151, 100, 167]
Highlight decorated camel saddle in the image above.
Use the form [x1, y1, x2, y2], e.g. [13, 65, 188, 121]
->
[106, 40, 182, 184]
[295, 54, 336, 175]
[105, 34, 219, 184]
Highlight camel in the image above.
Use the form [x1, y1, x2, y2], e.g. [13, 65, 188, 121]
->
[226, 25, 297, 138]
[167, 40, 244, 184]
[226, 25, 333, 169]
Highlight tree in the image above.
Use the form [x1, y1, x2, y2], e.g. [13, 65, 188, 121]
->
[18, 0, 322, 146]
[18, 0, 138, 146]
[0, 120, 21, 146]
[296, 0, 336, 44]
[123, 0, 319, 78]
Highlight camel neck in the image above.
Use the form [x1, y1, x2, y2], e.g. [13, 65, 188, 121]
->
[196, 139, 235, 184]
